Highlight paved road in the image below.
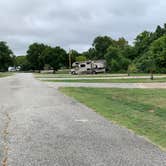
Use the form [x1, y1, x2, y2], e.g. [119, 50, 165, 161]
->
[0, 73, 165, 166]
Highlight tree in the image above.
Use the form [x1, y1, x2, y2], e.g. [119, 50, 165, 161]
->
[43, 46, 67, 73]
[148, 35, 166, 73]
[68, 49, 80, 65]
[104, 46, 130, 72]
[153, 25, 165, 39]
[116, 37, 128, 48]
[93, 36, 115, 59]
[82, 48, 97, 60]
[134, 31, 152, 57]
[127, 63, 137, 76]
[146, 58, 156, 80]
[0, 41, 13, 71]
[76, 55, 87, 62]
[27, 43, 47, 72]
[15, 55, 31, 71]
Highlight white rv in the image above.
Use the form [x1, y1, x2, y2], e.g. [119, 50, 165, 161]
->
[71, 60, 106, 75]
[8, 66, 21, 72]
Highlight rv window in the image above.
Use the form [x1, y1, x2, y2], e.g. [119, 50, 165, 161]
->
[80, 64, 86, 67]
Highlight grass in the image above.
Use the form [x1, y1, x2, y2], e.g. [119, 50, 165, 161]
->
[59, 87, 166, 150]
[0, 72, 13, 78]
[46, 77, 166, 83]
[35, 73, 128, 78]
[35, 73, 166, 78]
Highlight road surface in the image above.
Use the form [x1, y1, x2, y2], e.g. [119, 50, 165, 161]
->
[0, 73, 165, 166]
[39, 75, 166, 80]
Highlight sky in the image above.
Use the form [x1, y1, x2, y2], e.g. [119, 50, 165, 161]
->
[0, 0, 166, 55]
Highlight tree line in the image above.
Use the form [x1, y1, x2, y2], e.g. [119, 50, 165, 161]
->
[0, 23, 166, 73]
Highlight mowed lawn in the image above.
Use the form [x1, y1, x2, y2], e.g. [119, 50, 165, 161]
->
[60, 87, 166, 150]
[0, 72, 13, 78]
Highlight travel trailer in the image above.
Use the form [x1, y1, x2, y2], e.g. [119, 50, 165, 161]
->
[71, 60, 106, 75]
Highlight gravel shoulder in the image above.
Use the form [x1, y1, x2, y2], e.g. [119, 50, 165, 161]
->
[39, 75, 166, 80]
[45, 81, 166, 89]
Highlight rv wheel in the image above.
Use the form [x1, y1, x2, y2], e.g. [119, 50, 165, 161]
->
[71, 71, 76, 75]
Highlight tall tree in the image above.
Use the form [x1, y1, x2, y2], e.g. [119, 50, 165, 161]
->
[15, 55, 31, 71]
[43, 46, 67, 73]
[149, 35, 166, 73]
[93, 36, 115, 59]
[82, 48, 97, 60]
[27, 43, 47, 72]
[116, 37, 128, 48]
[0, 41, 13, 71]
[134, 31, 152, 57]
[105, 46, 130, 72]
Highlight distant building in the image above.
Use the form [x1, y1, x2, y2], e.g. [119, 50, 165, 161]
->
[71, 60, 106, 75]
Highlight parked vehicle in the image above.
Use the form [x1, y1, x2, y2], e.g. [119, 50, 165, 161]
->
[8, 66, 21, 72]
[71, 60, 106, 75]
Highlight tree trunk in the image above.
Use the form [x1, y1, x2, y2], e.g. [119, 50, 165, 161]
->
[53, 69, 56, 74]
[150, 72, 154, 80]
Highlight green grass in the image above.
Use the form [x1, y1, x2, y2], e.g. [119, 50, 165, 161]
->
[35, 73, 166, 78]
[35, 73, 128, 78]
[0, 72, 13, 78]
[46, 77, 166, 83]
[60, 87, 166, 150]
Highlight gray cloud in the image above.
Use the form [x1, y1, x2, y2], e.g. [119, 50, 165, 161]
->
[0, 0, 165, 55]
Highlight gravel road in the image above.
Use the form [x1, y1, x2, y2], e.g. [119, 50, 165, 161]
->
[0, 73, 165, 166]
[39, 75, 166, 80]
[46, 82, 166, 89]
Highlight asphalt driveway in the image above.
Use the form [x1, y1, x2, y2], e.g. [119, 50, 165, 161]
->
[0, 73, 165, 166]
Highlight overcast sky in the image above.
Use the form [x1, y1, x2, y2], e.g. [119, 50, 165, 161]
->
[0, 0, 166, 55]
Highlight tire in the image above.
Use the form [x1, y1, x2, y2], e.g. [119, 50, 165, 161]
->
[71, 71, 77, 75]
[92, 71, 96, 74]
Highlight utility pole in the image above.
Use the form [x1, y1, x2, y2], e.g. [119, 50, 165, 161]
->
[69, 49, 72, 69]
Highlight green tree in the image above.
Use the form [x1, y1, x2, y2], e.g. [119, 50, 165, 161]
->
[93, 36, 115, 59]
[43, 46, 67, 73]
[69, 49, 80, 64]
[0, 41, 13, 71]
[15, 56, 31, 71]
[148, 35, 166, 73]
[82, 48, 97, 60]
[153, 25, 165, 39]
[146, 58, 156, 80]
[76, 55, 87, 62]
[105, 46, 130, 72]
[27, 43, 47, 72]
[127, 63, 137, 76]
[116, 37, 128, 48]
[121, 45, 136, 60]
[134, 31, 152, 57]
